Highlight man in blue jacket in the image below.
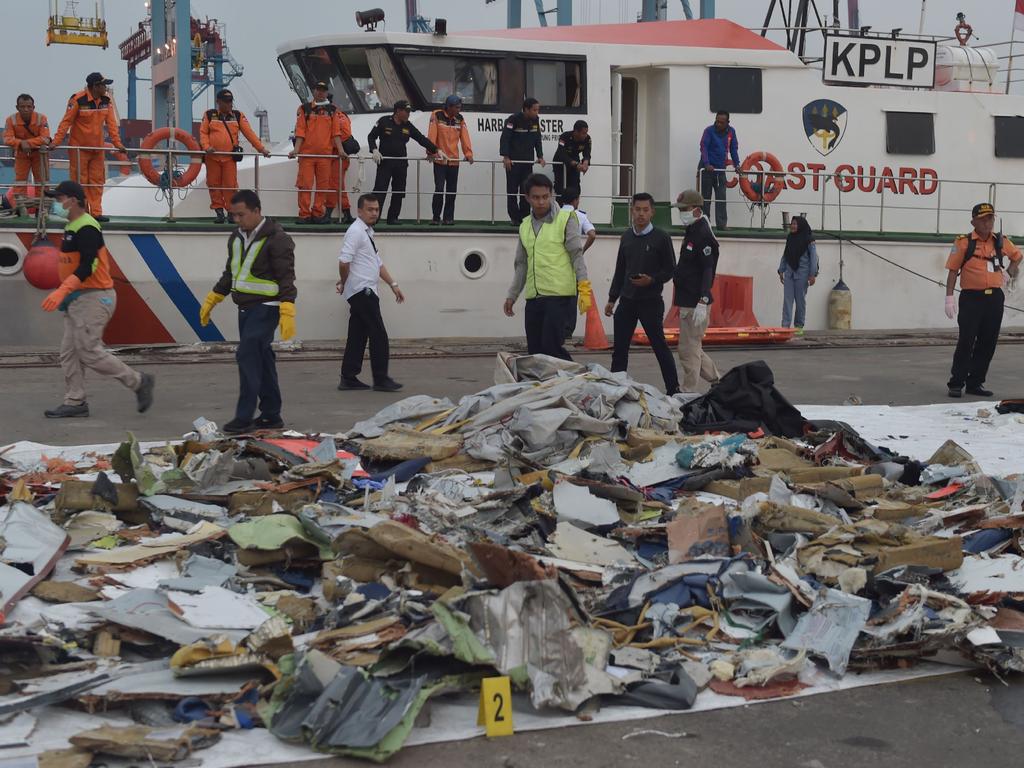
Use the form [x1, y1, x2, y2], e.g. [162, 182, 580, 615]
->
[697, 111, 740, 230]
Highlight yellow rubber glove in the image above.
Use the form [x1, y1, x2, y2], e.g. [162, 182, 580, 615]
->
[577, 279, 593, 315]
[199, 291, 225, 326]
[278, 301, 296, 340]
[41, 275, 82, 312]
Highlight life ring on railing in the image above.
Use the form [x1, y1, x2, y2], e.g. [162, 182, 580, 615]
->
[138, 128, 202, 188]
[724, 159, 738, 189]
[738, 151, 785, 204]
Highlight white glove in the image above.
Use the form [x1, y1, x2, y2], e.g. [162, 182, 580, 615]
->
[435, 150, 449, 163]
[693, 302, 708, 326]
[371, 149, 382, 165]
[944, 295, 956, 320]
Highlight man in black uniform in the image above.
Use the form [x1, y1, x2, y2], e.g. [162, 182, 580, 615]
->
[553, 120, 591, 197]
[673, 189, 721, 392]
[500, 97, 546, 225]
[605, 192, 679, 394]
[367, 100, 439, 224]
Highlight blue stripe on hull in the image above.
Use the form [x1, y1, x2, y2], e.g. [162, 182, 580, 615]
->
[129, 233, 225, 342]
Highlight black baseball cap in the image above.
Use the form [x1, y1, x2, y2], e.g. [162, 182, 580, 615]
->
[314, 81, 329, 91]
[216, 88, 234, 101]
[45, 180, 86, 203]
[393, 99, 412, 112]
[972, 202, 995, 219]
[86, 72, 113, 86]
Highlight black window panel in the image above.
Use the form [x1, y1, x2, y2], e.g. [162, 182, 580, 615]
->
[403, 54, 499, 107]
[885, 112, 935, 155]
[708, 67, 762, 114]
[525, 60, 583, 109]
[995, 116, 1024, 158]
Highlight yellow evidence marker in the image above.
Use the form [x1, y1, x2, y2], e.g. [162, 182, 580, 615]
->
[477, 676, 514, 737]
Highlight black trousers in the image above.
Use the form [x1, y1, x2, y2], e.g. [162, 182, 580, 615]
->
[373, 159, 408, 222]
[505, 163, 532, 224]
[553, 163, 581, 197]
[342, 289, 390, 382]
[235, 303, 281, 422]
[611, 296, 679, 392]
[524, 296, 575, 361]
[700, 168, 728, 228]
[949, 288, 1004, 389]
[432, 164, 459, 222]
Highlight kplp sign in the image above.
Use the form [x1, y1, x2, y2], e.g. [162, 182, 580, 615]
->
[823, 33, 936, 89]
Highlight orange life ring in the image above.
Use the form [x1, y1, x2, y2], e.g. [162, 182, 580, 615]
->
[138, 128, 202, 188]
[724, 159, 738, 189]
[738, 151, 785, 204]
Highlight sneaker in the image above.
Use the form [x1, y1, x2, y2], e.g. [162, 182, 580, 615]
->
[338, 376, 371, 390]
[135, 373, 155, 413]
[44, 402, 89, 419]
[95, 215, 110, 223]
[254, 415, 285, 429]
[793, 327, 805, 337]
[340, 209, 354, 224]
[947, 386, 963, 398]
[966, 385, 994, 397]
[222, 418, 255, 435]
[373, 378, 403, 392]
[430, 219, 441, 226]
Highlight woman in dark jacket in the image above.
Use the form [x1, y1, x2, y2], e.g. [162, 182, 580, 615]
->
[777, 216, 819, 334]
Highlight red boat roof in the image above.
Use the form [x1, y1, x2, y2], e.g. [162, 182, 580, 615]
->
[463, 18, 787, 51]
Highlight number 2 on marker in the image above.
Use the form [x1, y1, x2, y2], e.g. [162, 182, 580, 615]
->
[477, 676, 513, 737]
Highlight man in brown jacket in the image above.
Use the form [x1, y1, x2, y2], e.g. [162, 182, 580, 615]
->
[198, 190, 297, 434]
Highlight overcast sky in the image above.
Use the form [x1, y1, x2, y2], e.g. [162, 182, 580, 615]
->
[11, 0, 1020, 140]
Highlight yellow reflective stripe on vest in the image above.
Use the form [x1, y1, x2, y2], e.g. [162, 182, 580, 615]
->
[230, 237, 279, 296]
[520, 207, 576, 299]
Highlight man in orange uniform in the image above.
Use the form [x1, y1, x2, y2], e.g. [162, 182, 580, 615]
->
[327, 94, 355, 225]
[4, 94, 50, 192]
[944, 202, 1022, 398]
[51, 73, 126, 222]
[428, 95, 473, 225]
[288, 82, 346, 224]
[200, 89, 271, 224]
[39, 180, 154, 418]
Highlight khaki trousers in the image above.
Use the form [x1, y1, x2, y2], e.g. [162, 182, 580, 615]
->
[677, 306, 721, 392]
[60, 290, 142, 405]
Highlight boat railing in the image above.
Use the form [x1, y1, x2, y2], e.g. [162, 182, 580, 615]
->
[27, 145, 635, 224]
[697, 166, 1018, 236]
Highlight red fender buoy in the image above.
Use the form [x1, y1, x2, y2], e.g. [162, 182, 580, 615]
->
[24, 240, 60, 289]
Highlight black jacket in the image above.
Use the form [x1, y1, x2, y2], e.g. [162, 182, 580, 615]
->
[609, 226, 676, 302]
[214, 217, 297, 308]
[367, 115, 437, 160]
[499, 111, 543, 161]
[673, 217, 719, 308]
[552, 130, 592, 168]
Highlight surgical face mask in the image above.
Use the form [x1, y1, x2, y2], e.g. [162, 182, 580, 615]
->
[679, 209, 696, 227]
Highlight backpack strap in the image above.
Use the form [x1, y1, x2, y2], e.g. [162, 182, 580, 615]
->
[959, 233, 1005, 275]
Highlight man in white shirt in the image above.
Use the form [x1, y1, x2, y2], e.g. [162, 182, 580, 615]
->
[337, 193, 405, 391]
[558, 187, 596, 338]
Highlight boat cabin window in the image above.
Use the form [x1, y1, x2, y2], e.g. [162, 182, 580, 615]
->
[526, 60, 583, 109]
[994, 116, 1024, 158]
[280, 47, 409, 113]
[708, 67, 762, 114]
[885, 112, 935, 155]
[297, 48, 356, 112]
[403, 54, 499, 107]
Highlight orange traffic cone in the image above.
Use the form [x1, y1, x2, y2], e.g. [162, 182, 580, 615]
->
[583, 299, 611, 350]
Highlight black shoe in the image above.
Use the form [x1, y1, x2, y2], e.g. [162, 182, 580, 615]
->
[385, 219, 399, 226]
[135, 373, 155, 413]
[340, 209, 354, 224]
[338, 376, 371, 390]
[254, 415, 285, 429]
[324, 207, 334, 221]
[667, 387, 682, 397]
[716, 223, 728, 231]
[222, 418, 255, 435]
[373, 378, 403, 392]
[312, 215, 330, 224]
[430, 219, 441, 226]
[295, 217, 314, 225]
[95, 215, 110, 222]
[213, 209, 226, 224]
[442, 219, 455, 226]
[44, 402, 89, 419]
[966, 385, 994, 397]
[947, 386, 963, 398]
